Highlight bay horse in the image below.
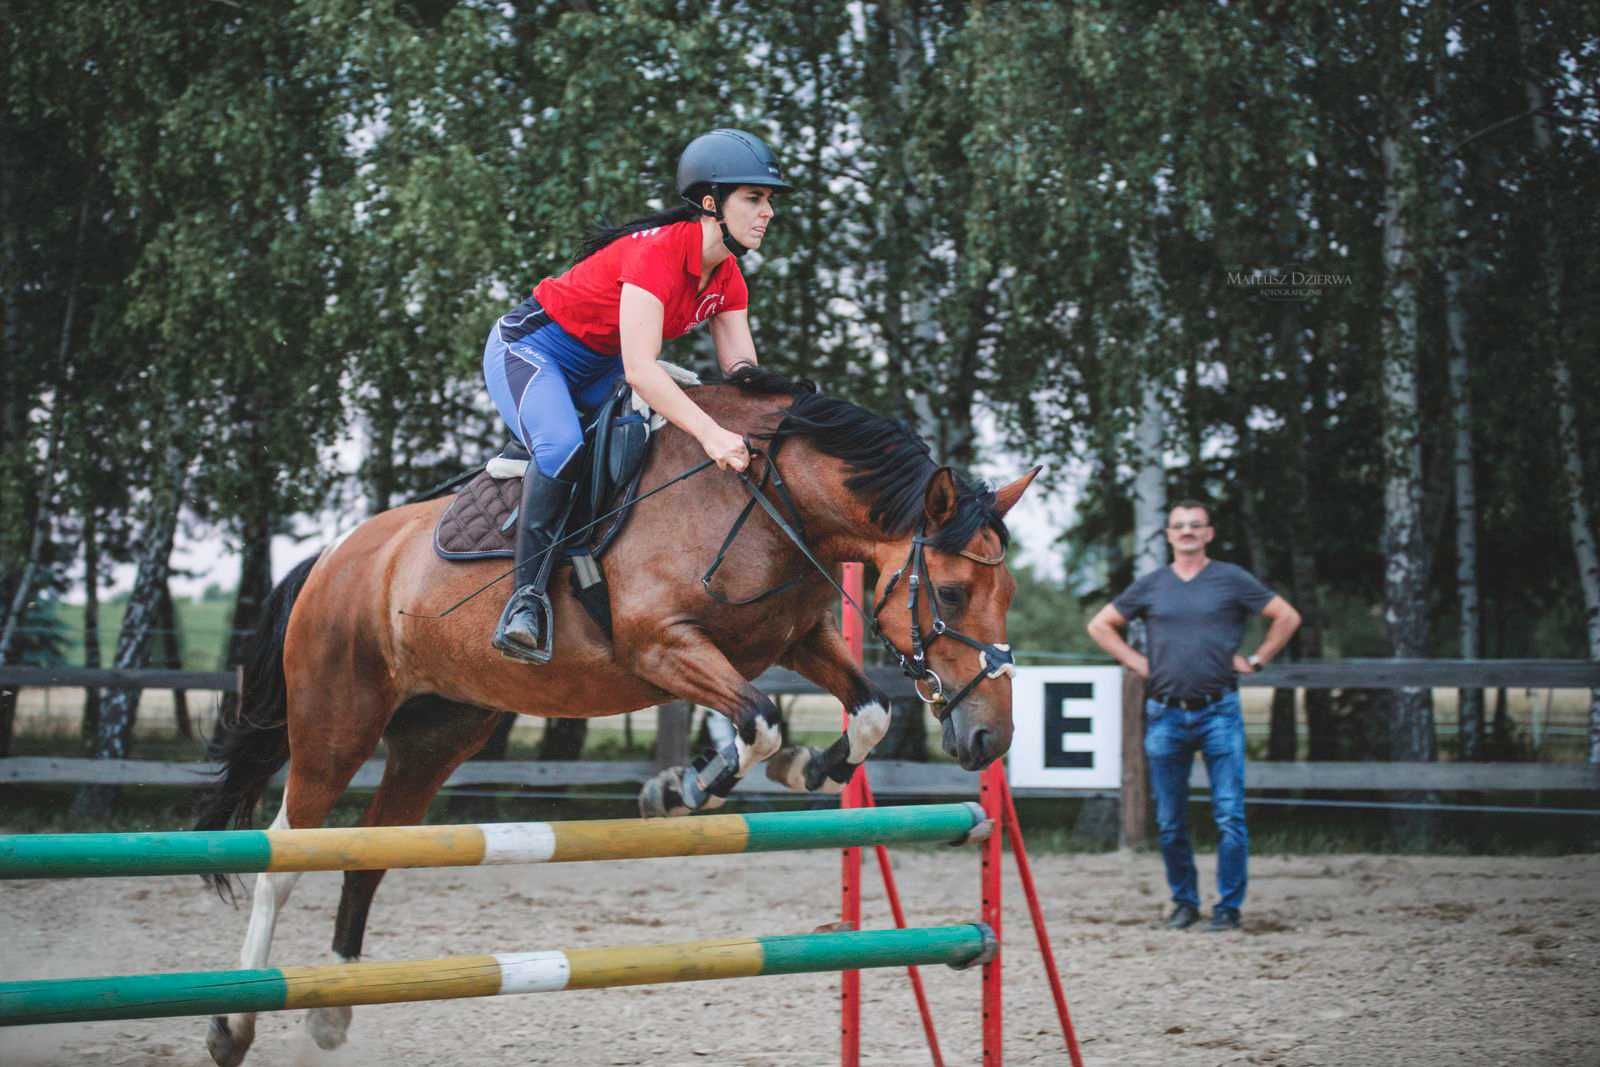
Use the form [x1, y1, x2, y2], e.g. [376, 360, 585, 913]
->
[195, 366, 1038, 1066]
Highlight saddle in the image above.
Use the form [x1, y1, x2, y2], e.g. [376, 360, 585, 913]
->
[432, 367, 697, 639]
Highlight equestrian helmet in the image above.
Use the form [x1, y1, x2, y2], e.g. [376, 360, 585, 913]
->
[675, 129, 792, 202]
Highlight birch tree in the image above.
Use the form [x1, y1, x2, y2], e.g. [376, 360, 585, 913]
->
[1377, 6, 1434, 763]
[72, 448, 190, 818]
[1512, 1, 1600, 762]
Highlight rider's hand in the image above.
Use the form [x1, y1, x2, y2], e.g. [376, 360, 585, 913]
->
[700, 424, 750, 472]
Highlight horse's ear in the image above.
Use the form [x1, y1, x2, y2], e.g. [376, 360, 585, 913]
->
[924, 467, 960, 527]
[993, 465, 1043, 518]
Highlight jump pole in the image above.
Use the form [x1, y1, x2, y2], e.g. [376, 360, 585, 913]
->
[0, 924, 998, 1027]
[0, 805, 989, 880]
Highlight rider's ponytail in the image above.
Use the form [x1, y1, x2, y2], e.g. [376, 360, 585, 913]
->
[572, 203, 702, 264]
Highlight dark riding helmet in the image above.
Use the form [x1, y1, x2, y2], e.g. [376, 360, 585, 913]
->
[676, 129, 790, 258]
[676, 128, 792, 202]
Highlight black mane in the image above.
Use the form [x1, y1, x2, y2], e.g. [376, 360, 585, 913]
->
[718, 366, 1009, 553]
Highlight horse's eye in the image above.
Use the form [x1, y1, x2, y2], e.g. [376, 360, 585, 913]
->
[936, 585, 966, 609]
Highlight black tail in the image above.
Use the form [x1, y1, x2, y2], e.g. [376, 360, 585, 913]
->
[194, 553, 320, 896]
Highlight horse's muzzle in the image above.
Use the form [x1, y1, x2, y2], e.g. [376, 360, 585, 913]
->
[941, 704, 1011, 771]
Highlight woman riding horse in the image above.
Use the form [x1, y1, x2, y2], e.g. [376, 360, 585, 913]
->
[195, 132, 1040, 1067]
[484, 128, 787, 663]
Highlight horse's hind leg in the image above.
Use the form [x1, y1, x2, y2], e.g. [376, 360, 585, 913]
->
[765, 616, 893, 794]
[208, 680, 398, 1067]
[308, 699, 508, 1051]
[634, 626, 785, 817]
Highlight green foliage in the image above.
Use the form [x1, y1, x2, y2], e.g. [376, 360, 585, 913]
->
[3, 0, 1597, 672]
[1002, 563, 1101, 661]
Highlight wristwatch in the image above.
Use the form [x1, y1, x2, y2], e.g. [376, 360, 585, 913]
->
[1247, 654, 1263, 670]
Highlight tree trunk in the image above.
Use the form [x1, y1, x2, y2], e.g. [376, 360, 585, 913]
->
[1516, 0, 1600, 763]
[1441, 167, 1484, 760]
[72, 451, 188, 818]
[215, 506, 272, 732]
[0, 187, 90, 666]
[1378, 61, 1435, 763]
[156, 581, 192, 741]
[1285, 352, 1333, 760]
[0, 687, 13, 759]
[1550, 358, 1600, 765]
[536, 717, 588, 761]
[1379, 9, 1437, 846]
[1129, 235, 1169, 585]
[873, 695, 929, 761]
[652, 700, 694, 771]
[444, 712, 517, 821]
[81, 505, 102, 753]
[1234, 405, 1295, 762]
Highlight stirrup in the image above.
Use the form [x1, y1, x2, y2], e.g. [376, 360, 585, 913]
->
[492, 586, 555, 664]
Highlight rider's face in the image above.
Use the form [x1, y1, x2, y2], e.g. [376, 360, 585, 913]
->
[709, 185, 777, 249]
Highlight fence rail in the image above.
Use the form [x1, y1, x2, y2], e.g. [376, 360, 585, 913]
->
[4, 661, 1597, 816]
[0, 664, 923, 698]
[3, 659, 1597, 693]
[2, 755, 1596, 794]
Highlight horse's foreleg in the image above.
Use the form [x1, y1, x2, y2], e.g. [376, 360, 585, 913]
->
[634, 627, 784, 817]
[766, 618, 892, 795]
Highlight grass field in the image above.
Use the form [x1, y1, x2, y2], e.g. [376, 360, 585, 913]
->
[34, 597, 238, 670]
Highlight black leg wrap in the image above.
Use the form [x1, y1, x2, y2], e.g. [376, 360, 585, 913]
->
[804, 735, 856, 792]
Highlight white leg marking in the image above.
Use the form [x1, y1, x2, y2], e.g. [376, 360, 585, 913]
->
[734, 717, 782, 776]
[846, 701, 890, 763]
[226, 789, 303, 1047]
[305, 956, 357, 1050]
[751, 717, 784, 761]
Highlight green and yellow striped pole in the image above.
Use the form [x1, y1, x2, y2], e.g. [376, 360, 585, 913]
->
[0, 924, 997, 1026]
[0, 804, 988, 880]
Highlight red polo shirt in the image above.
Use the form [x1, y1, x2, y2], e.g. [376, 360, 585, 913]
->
[532, 220, 748, 355]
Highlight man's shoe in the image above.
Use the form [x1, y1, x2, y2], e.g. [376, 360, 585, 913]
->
[1203, 908, 1242, 933]
[1165, 903, 1201, 930]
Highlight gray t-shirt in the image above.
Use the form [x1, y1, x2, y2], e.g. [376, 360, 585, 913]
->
[1112, 561, 1275, 700]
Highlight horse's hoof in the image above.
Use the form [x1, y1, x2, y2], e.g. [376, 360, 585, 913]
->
[765, 746, 812, 791]
[207, 1015, 250, 1067]
[638, 768, 689, 818]
[306, 1004, 353, 1050]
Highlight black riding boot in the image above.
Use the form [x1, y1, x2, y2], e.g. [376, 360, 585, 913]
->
[492, 464, 576, 663]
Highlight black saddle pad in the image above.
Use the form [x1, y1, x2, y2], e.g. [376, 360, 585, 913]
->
[433, 472, 519, 560]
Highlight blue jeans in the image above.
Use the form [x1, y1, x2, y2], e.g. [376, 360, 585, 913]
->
[1144, 691, 1248, 913]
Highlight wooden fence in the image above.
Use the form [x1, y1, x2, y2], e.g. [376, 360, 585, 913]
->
[3, 661, 1597, 835]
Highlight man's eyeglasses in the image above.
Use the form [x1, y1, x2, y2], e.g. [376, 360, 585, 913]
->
[1168, 521, 1209, 531]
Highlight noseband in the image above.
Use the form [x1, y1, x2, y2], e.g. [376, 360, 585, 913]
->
[708, 439, 1016, 718]
[870, 526, 1016, 714]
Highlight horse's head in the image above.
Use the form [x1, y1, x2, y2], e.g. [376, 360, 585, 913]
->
[869, 465, 1040, 771]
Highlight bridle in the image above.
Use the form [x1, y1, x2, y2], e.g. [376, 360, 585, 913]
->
[703, 437, 1017, 718]
[870, 527, 1016, 713]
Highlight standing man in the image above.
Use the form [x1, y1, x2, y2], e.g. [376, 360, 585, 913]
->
[1086, 500, 1302, 932]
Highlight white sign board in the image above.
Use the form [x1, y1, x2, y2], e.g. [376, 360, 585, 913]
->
[1007, 666, 1124, 790]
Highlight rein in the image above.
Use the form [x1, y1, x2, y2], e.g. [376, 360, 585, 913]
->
[405, 434, 1017, 719]
[722, 443, 1016, 717]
